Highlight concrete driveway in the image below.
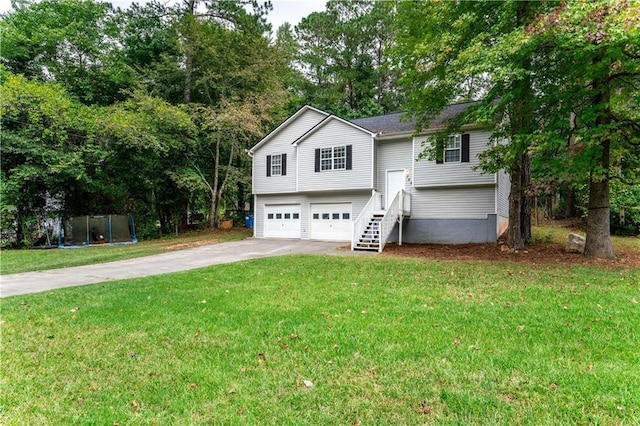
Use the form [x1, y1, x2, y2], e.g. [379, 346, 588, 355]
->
[1, 239, 372, 298]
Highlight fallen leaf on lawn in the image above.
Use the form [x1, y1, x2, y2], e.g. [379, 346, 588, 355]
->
[550, 383, 558, 390]
[187, 383, 198, 389]
[77, 397, 84, 405]
[361, 310, 366, 315]
[354, 420, 362, 426]
[421, 402, 432, 414]
[588, 364, 593, 371]
[129, 352, 136, 358]
[303, 380, 313, 387]
[290, 333, 298, 339]
[228, 388, 236, 394]
[257, 353, 266, 364]
[237, 407, 245, 414]
[453, 339, 461, 346]
[132, 400, 140, 413]
[333, 344, 339, 349]
[283, 343, 290, 349]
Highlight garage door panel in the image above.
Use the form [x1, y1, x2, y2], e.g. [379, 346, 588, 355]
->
[310, 203, 352, 241]
[265, 204, 300, 238]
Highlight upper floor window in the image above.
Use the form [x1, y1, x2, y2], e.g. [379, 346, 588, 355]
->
[436, 134, 470, 164]
[266, 153, 286, 177]
[315, 145, 352, 172]
[271, 154, 282, 176]
[445, 134, 461, 163]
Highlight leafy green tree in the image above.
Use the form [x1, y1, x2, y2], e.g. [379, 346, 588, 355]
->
[294, 0, 401, 117]
[1, 74, 97, 246]
[393, 0, 558, 250]
[1, 0, 131, 105]
[525, 0, 640, 258]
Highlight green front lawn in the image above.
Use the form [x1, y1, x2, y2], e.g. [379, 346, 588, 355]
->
[0, 228, 251, 275]
[1, 255, 638, 424]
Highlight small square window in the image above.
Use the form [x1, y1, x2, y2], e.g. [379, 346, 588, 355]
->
[293, 213, 299, 219]
[322, 213, 330, 220]
[332, 213, 340, 219]
[276, 213, 282, 219]
[342, 213, 350, 220]
[284, 213, 291, 219]
[267, 213, 274, 219]
[313, 213, 319, 219]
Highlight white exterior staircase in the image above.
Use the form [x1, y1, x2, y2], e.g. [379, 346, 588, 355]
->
[352, 190, 410, 252]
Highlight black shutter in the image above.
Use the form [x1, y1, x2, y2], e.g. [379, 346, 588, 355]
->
[436, 138, 443, 164]
[315, 148, 320, 172]
[266, 155, 271, 176]
[346, 145, 352, 170]
[461, 134, 470, 163]
[281, 153, 287, 176]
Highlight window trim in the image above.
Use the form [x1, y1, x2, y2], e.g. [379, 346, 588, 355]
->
[444, 134, 462, 163]
[315, 145, 352, 172]
[319, 146, 346, 171]
[270, 153, 282, 176]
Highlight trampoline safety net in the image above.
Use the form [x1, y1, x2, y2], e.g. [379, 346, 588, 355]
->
[61, 215, 137, 247]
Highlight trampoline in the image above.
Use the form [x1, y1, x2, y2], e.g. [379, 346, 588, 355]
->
[59, 215, 138, 247]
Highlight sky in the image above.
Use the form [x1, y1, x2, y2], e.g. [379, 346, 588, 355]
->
[0, 0, 326, 28]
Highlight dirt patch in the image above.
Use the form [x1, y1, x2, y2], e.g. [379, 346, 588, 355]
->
[382, 242, 640, 269]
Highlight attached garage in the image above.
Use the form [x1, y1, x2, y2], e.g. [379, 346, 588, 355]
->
[310, 203, 352, 241]
[264, 204, 301, 238]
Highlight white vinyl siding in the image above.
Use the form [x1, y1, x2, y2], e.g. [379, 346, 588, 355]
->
[413, 131, 495, 187]
[254, 192, 370, 239]
[410, 186, 496, 219]
[297, 120, 372, 192]
[252, 108, 326, 194]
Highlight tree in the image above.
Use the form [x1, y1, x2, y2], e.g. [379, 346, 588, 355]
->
[393, 1, 558, 250]
[294, 0, 401, 117]
[1, 0, 131, 105]
[526, 0, 640, 258]
[0, 73, 98, 246]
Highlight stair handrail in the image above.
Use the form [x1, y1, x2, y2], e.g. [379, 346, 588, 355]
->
[352, 190, 381, 250]
[379, 190, 402, 253]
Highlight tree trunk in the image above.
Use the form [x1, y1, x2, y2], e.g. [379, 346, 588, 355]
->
[507, 152, 531, 250]
[584, 175, 614, 259]
[505, 1, 533, 250]
[583, 64, 614, 259]
[182, 0, 196, 104]
[210, 135, 221, 228]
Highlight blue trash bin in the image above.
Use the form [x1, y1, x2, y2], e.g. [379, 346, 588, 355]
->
[244, 214, 254, 229]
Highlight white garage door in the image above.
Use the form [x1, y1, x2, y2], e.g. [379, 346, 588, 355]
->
[265, 204, 301, 238]
[310, 203, 352, 241]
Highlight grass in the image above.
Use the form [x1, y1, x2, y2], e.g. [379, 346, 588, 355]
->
[1, 255, 638, 424]
[532, 221, 640, 250]
[0, 228, 252, 275]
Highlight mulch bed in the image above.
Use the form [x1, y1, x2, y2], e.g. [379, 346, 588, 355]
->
[382, 242, 640, 269]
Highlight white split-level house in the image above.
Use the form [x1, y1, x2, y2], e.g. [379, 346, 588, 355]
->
[248, 103, 510, 251]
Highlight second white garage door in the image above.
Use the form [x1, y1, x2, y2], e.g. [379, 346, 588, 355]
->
[310, 203, 352, 241]
[265, 204, 301, 238]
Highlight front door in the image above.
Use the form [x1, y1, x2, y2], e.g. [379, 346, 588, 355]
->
[386, 170, 405, 209]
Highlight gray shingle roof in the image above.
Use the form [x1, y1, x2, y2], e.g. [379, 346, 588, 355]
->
[349, 102, 477, 135]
